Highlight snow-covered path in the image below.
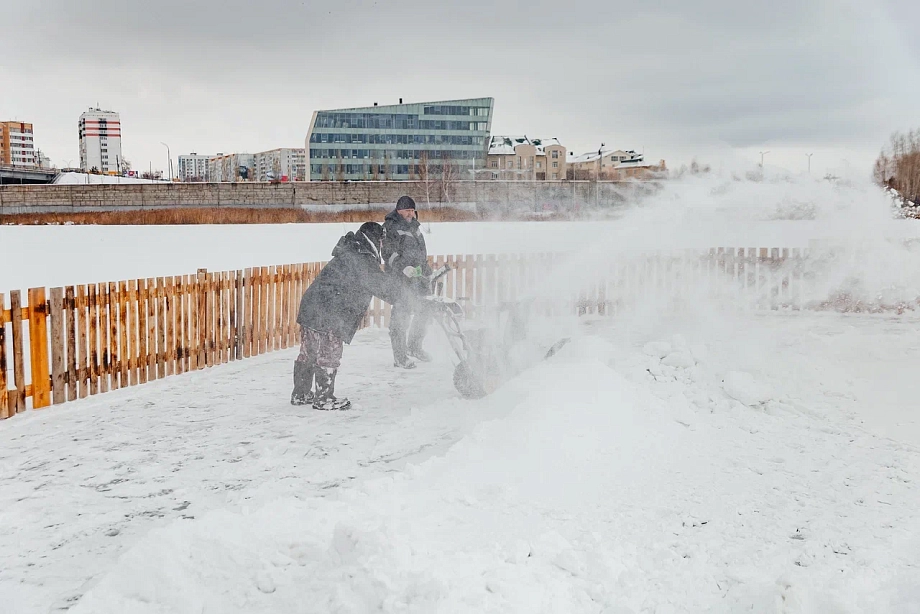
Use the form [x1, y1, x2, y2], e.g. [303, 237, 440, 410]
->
[0, 329, 485, 612]
[2, 314, 920, 613]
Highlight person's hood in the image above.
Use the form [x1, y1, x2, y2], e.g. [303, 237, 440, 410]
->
[331, 231, 377, 260]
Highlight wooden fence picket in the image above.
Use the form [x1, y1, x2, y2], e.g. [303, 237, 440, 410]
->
[0, 293, 8, 418]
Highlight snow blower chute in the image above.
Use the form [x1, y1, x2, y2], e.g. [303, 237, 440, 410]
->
[422, 265, 569, 399]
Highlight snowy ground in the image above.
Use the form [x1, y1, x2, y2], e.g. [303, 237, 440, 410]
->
[2, 312, 919, 613]
[3, 175, 920, 612]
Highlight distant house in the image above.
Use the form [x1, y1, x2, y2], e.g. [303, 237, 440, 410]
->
[567, 148, 665, 180]
[484, 136, 567, 180]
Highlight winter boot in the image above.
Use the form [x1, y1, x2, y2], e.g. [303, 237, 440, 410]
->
[291, 361, 315, 406]
[391, 333, 417, 369]
[407, 344, 432, 362]
[312, 367, 351, 411]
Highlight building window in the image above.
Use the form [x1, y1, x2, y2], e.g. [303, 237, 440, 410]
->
[552, 162, 558, 168]
[506, 161, 512, 169]
[552, 173, 558, 179]
[536, 162, 542, 169]
[552, 150, 558, 159]
[491, 172, 498, 179]
[490, 161, 497, 168]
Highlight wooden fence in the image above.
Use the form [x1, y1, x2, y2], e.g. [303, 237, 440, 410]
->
[1, 248, 813, 419]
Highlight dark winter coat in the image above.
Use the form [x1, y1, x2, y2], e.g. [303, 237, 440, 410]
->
[382, 209, 432, 295]
[297, 232, 405, 343]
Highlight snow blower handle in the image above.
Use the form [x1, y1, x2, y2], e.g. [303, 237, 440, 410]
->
[428, 264, 452, 296]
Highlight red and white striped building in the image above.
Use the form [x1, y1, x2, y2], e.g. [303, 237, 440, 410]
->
[79, 108, 123, 174]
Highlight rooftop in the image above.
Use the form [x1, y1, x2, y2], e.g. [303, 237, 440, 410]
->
[488, 136, 564, 156]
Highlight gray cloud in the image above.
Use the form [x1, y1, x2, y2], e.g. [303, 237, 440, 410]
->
[4, 0, 918, 175]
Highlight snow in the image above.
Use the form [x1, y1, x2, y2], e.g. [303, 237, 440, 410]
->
[2, 316, 919, 613]
[2, 172, 920, 613]
[52, 172, 166, 185]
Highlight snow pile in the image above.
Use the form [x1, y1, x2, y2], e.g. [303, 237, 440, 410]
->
[70, 333, 920, 613]
[53, 172, 166, 185]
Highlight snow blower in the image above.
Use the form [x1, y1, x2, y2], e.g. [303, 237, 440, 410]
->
[422, 265, 569, 399]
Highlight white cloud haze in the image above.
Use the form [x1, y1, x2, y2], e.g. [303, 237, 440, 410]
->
[3, 0, 919, 176]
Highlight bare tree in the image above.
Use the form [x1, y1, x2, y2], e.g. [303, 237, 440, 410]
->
[335, 152, 345, 182]
[383, 150, 391, 181]
[321, 162, 330, 182]
[371, 155, 381, 181]
[440, 151, 458, 204]
[417, 150, 433, 209]
[875, 130, 920, 210]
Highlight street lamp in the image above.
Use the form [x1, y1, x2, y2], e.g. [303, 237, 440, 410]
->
[160, 142, 172, 181]
[759, 150, 770, 179]
[806, 153, 813, 174]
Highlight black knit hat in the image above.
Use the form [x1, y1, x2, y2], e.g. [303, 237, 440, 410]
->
[358, 221, 384, 246]
[396, 195, 416, 211]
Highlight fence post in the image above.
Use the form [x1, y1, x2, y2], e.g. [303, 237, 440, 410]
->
[0, 293, 8, 419]
[28, 287, 51, 409]
[49, 287, 66, 405]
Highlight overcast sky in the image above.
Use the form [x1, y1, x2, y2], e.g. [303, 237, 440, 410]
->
[3, 0, 918, 177]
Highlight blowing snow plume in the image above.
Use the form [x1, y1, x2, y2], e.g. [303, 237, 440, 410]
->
[527, 169, 920, 319]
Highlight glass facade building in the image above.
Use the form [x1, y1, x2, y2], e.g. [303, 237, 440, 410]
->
[305, 97, 494, 181]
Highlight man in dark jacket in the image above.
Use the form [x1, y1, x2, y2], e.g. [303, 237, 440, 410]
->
[382, 195, 433, 369]
[293, 222, 405, 410]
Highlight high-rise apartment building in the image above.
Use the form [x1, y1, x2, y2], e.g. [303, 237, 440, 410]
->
[78, 108, 123, 173]
[178, 153, 214, 181]
[254, 148, 305, 181]
[305, 97, 493, 181]
[1, 121, 37, 167]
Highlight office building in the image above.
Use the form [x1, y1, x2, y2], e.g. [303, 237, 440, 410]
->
[305, 97, 493, 181]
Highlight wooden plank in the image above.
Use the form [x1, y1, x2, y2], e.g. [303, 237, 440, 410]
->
[263, 266, 273, 355]
[261, 266, 270, 354]
[252, 267, 262, 356]
[145, 278, 157, 381]
[188, 274, 198, 371]
[208, 271, 217, 366]
[28, 287, 51, 409]
[125, 280, 137, 385]
[197, 269, 207, 368]
[106, 282, 119, 390]
[224, 272, 233, 361]
[49, 287, 66, 405]
[156, 277, 166, 378]
[232, 271, 242, 360]
[218, 272, 228, 364]
[137, 280, 148, 385]
[117, 280, 129, 387]
[177, 276, 187, 374]
[281, 265, 291, 348]
[242, 268, 252, 359]
[97, 284, 109, 393]
[75, 286, 88, 398]
[64, 287, 78, 401]
[162, 276, 173, 376]
[273, 266, 282, 351]
[87, 285, 99, 395]
[0, 293, 8, 419]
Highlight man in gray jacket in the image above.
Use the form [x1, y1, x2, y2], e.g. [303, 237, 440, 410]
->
[382, 195, 432, 369]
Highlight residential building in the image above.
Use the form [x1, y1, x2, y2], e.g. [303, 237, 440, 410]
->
[1, 121, 37, 167]
[78, 108, 123, 174]
[207, 153, 254, 182]
[567, 148, 663, 180]
[253, 148, 306, 181]
[305, 97, 494, 181]
[178, 153, 214, 181]
[485, 136, 567, 180]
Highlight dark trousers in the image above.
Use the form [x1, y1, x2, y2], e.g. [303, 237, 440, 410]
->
[296, 327, 343, 369]
[389, 295, 431, 360]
